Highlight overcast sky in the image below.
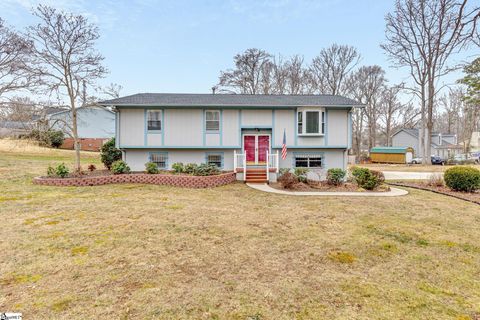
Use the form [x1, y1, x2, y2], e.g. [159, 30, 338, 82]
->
[1, 0, 478, 98]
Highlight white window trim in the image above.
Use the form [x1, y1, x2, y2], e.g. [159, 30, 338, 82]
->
[205, 110, 220, 133]
[297, 108, 325, 136]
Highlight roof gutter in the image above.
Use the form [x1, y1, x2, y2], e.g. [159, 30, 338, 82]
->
[99, 103, 364, 108]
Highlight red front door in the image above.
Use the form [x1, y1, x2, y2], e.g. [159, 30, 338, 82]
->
[243, 135, 270, 164]
[244, 135, 256, 163]
[257, 136, 269, 163]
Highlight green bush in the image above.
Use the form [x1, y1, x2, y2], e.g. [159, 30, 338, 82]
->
[172, 162, 184, 174]
[27, 129, 64, 148]
[111, 160, 130, 174]
[183, 163, 198, 175]
[327, 168, 346, 186]
[294, 168, 309, 183]
[145, 162, 159, 174]
[444, 166, 480, 192]
[351, 167, 380, 190]
[47, 130, 65, 148]
[55, 163, 69, 178]
[370, 170, 385, 183]
[195, 163, 220, 176]
[100, 138, 122, 170]
[47, 165, 55, 177]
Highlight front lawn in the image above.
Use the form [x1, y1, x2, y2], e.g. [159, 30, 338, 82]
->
[1, 140, 480, 319]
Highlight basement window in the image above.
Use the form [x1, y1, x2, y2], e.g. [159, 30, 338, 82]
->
[150, 152, 168, 169]
[294, 154, 323, 168]
[206, 153, 223, 168]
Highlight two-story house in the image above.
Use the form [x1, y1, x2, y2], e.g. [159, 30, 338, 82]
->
[100, 93, 362, 182]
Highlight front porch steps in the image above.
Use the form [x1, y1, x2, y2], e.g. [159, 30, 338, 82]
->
[245, 168, 268, 183]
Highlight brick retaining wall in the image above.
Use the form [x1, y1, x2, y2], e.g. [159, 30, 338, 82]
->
[33, 172, 237, 188]
[60, 138, 108, 151]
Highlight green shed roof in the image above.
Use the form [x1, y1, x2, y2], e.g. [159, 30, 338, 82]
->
[370, 147, 413, 154]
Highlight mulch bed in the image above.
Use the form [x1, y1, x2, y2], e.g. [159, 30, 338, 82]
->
[270, 181, 390, 192]
[388, 182, 480, 205]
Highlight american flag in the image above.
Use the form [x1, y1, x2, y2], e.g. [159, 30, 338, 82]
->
[281, 129, 287, 160]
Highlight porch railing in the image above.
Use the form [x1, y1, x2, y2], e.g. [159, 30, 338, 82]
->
[268, 151, 280, 173]
[234, 150, 279, 181]
[233, 150, 247, 180]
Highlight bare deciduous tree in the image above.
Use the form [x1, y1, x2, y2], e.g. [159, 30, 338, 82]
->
[347, 65, 387, 151]
[382, 0, 480, 163]
[0, 18, 35, 104]
[102, 83, 123, 99]
[310, 44, 360, 95]
[218, 48, 272, 94]
[27, 5, 107, 171]
[379, 85, 404, 146]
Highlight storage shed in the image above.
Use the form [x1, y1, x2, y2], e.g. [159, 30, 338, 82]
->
[370, 147, 414, 164]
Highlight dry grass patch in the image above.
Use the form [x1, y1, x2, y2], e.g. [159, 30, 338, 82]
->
[1, 143, 480, 319]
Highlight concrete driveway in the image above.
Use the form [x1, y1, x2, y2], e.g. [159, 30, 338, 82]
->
[382, 171, 441, 180]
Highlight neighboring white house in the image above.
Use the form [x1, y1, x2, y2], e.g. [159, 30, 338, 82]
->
[48, 105, 115, 138]
[100, 93, 363, 182]
[391, 128, 462, 159]
[47, 106, 115, 151]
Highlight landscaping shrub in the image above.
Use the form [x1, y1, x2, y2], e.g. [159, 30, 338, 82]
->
[183, 163, 198, 175]
[55, 163, 69, 178]
[145, 162, 159, 174]
[47, 165, 55, 177]
[171, 162, 219, 176]
[194, 163, 220, 176]
[370, 170, 385, 183]
[172, 162, 184, 174]
[87, 164, 96, 172]
[279, 168, 290, 177]
[100, 138, 122, 169]
[444, 166, 480, 192]
[427, 173, 444, 187]
[351, 167, 380, 190]
[327, 168, 346, 186]
[47, 130, 65, 148]
[27, 129, 64, 148]
[111, 160, 130, 174]
[294, 168, 309, 183]
[278, 172, 299, 189]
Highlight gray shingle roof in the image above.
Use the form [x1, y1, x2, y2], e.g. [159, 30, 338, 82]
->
[99, 93, 363, 108]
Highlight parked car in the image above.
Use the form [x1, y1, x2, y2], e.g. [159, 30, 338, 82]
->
[470, 152, 480, 163]
[410, 155, 445, 165]
[448, 153, 477, 165]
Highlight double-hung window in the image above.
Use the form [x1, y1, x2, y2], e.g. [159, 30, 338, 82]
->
[294, 153, 323, 168]
[205, 110, 220, 132]
[147, 110, 162, 131]
[150, 152, 168, 169]
[297, 109, 325, 135]
[206, 153, 223, 168]
[297, 112, 303, 134]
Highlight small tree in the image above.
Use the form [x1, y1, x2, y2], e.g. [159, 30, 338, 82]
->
[28, 5, 107, 172]
[100, 138, 122, 170]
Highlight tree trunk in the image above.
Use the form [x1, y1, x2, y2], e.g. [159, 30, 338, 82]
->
[426, 77, 434, 164]
[419, 85, 426, 164]
[69, 94, 81, 172]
